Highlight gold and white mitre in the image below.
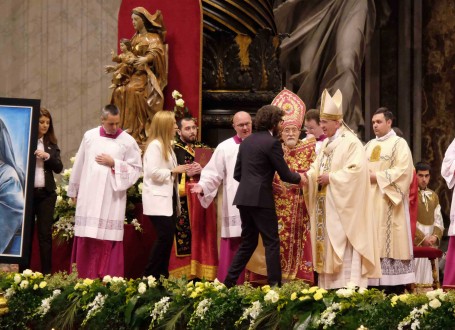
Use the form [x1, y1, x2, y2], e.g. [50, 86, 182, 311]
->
[320, 89, 342, 121]
[271, 88, 306, 129]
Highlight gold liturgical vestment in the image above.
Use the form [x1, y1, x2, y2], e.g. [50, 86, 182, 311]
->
[365, 131, 415, 285]
[305, 126, 381, 287]
[365, 134, 413, 260]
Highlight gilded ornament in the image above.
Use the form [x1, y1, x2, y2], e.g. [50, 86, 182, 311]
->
[370, 145, 381, 162]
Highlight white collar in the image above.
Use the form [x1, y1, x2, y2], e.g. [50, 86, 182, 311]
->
[327, 128, 342, 143]
[376, 129, 396, 141]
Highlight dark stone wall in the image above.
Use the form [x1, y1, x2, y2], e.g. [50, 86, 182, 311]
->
[422, 0, 455, 221]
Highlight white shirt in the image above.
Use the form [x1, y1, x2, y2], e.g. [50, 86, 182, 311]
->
[34, 138, 45, 188]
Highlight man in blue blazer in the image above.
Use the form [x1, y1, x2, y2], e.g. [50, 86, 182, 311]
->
[224, 105, 305, 287]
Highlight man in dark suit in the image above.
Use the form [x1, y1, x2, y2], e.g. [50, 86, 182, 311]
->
[224, 105, 305, 287]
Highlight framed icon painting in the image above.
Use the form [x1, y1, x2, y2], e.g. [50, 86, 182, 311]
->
[0, 97, 40, 265]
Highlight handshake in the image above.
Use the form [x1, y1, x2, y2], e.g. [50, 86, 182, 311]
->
[299, 172, 308, 186]
[298, 172, 330, 188]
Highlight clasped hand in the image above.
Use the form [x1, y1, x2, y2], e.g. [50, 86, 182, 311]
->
[96, 153, 115, 167]
[186, 162, 202, 177]
[34, 150, 49, 160]
[317, 173, 330, 186]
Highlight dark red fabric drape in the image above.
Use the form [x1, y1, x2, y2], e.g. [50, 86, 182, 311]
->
[117, 0, 202, 122]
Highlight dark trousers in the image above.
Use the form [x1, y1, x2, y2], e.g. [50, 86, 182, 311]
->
[144, 214, 176, 278]
[225, 206, 281, 286]
[32, 188, 57, 274]
[144, 190, 178, 278]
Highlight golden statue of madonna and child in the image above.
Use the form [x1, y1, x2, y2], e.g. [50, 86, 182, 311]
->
[105, 7, 168, 147]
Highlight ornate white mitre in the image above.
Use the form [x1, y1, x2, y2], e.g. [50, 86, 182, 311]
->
[320, 89, 343, 121]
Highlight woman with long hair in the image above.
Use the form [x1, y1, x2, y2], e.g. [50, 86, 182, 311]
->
[142, 110, 189, 278]
[32, 107, 63, 274]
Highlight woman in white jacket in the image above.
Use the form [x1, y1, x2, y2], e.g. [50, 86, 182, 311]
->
[142, 110, 189, 278]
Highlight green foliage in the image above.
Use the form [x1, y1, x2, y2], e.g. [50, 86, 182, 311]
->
[1, 271, 455, 329]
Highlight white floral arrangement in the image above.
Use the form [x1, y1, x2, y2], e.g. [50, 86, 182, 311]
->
[82, 292, 107, 326]
[172, 89, 192, 121]
[1, 275, 455, 329]
[150, 296, 171, 329]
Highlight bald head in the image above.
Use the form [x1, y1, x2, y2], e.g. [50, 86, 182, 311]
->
[232, 111, 252, 140]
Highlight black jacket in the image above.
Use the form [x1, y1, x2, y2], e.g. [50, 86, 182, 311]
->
[43, 142, 63, 192]
[233, 131, 301, 208]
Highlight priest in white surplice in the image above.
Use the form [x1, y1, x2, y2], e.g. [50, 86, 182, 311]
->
[365, 107, 415, 290]
[190, 111, 252, 283]
[303, 89, 381, 290]
[68, 104, 142, 279]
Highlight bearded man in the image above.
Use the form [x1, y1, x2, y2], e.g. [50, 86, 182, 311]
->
[246, 89, 316, 284]
[170, 116, 217, 280]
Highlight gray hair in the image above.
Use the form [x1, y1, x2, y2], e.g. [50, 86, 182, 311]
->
[101, 104, 120, 119]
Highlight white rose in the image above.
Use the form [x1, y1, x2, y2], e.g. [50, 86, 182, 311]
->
[147, 275, 157, 288]
[22, 269, 33, 277]
[426, 289, 443, 300]
[56, 195, 63, 205]
[358, 287, 367, 294]
[264, 290, 279, 303]
[172, 90, 182, 99]
[138, 183, 143, 194]
[13, 274, 21, 284]
[429, 299, 441, 309]
[336, 288, 353, 298]
[175, 99, 185, 108]
[103, 275, 112, 283]
[4, 288, 15, 298]
[19, 280, 29, 289]
[138, 282, 147, 294]
[112, 276, 125, 283]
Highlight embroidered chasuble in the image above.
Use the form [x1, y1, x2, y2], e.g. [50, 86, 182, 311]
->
[246, 139, 316, 283]
[170, 137, 217, 280]
[365, 131, 415, 285]
[305, 126, 381, 289]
